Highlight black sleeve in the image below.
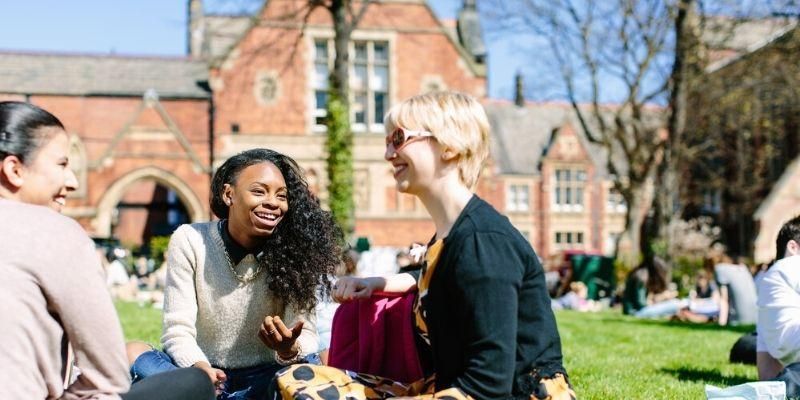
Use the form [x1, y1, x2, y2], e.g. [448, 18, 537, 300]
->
[450, 232, 524, 398]
[405, 268, 421, 282]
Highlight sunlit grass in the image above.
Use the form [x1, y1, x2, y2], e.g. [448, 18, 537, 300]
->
[116, 302, 758, 399]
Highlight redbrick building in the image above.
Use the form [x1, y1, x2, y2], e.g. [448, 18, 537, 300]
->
[0, 0, 627, 259]
[0, 54, 212, 247]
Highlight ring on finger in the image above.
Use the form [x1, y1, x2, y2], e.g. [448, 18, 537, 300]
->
[267, 329, 277, 335]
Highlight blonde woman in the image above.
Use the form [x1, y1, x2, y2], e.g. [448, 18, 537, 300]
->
[275, 92, 575, 399]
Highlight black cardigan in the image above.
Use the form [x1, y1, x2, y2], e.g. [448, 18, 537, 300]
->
[413, 196, 566, 399]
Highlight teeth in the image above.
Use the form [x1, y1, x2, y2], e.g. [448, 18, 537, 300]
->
[255, 212, 277, 220]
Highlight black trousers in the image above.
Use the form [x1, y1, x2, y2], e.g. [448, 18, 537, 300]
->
[121, 367, 215, 400]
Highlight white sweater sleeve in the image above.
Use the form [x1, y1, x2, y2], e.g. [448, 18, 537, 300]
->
[161, 226, 209, 368]
[757, 264, 800, 365]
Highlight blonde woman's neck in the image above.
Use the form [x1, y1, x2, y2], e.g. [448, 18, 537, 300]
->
[417, 174, 473, 241]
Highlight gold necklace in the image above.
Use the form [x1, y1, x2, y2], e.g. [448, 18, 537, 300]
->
[218, 220, 265, 284]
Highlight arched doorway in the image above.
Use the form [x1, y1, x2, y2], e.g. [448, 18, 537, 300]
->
[93, 167, 206, 247]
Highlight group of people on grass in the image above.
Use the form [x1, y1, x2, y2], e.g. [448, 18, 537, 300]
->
[620, 249, 757, 326]
[0, 93, 576, 399]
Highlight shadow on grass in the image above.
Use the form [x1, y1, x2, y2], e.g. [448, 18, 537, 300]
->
[661, 366, 752, 386]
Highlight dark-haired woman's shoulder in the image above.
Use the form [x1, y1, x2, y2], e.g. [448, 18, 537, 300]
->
[1, 199, 92, 249]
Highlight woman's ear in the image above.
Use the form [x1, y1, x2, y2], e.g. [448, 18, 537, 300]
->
[787, 239, 800, 257]
[222, 183, 234, 206]
[441, 148, 458, 162]
[1, 155, 25, 189]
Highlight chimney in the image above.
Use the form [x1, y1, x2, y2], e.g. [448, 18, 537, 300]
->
[514, 72, 525, 107]
[187, 0, 205, 58]
[457, 0, 487, 65]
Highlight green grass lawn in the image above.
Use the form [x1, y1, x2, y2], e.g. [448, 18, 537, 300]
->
[116, 302, 758, 399]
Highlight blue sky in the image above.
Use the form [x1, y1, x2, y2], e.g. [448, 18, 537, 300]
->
[0, 0, 525, 100]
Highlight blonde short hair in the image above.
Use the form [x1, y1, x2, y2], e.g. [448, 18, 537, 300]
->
[383, 91, 490, 189]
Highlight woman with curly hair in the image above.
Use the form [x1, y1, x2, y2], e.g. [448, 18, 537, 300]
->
[129, 148, 343, 400]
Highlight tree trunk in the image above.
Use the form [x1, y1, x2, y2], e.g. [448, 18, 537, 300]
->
[658, 0, 696, 259]
[330, 0, 350, 100]
[618, 188, 648, 269]
[325, 0, 355, 238]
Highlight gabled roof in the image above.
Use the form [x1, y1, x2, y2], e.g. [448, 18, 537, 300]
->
[484, 101, 616, 178]
[703, 17, 798, 72]
[203, 15, 253, 60]
[201, 1, 486, 77]
[0, 52, 209, 98]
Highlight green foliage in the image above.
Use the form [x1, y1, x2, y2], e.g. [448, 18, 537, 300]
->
[149, 236, 170, 263]
[116, 302, 758, 398]
[325, 88, 355, 238]
[671, 255, 706, 296]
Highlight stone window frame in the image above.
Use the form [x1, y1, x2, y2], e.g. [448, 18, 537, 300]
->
[552, 167, 587, 212]
[506, 183, 530, 212]
[310, 30, 395, 134]
[554, 231, 585, 248]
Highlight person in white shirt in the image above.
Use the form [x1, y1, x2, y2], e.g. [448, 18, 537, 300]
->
[757, 215, 800, 397]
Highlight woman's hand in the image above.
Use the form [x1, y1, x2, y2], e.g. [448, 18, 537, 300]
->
[193, 361, 226, 395]
[332, 276, 379, 303]
[258, 315, 303, 358]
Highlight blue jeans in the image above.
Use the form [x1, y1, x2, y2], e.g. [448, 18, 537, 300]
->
[131, 350, 320, 400]
[634, 298, 688, 319]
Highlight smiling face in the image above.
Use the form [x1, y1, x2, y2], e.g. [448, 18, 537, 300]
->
[13, 128, 78, 212]
[384, 128, 441, 195]
[224, 161, 289, 248]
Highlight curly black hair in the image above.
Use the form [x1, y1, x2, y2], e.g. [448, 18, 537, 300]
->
[211, 148, 344, 313]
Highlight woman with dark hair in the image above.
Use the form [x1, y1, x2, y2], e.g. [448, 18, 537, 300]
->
[129, 148, 343, 399]
[0, 100, 77, 210]
[622, 256, 682, 318]
[0, 101, 214, 400]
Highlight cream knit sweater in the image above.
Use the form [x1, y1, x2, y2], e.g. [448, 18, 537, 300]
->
[161, 221, 318, 369]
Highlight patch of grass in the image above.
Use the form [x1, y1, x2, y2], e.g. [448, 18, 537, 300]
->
[115, 302, 759, 398]
[115, 301, 162, 345]
[557, 311, 757, 399]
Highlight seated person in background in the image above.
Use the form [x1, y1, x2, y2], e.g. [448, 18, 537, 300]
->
[554, 254, 575, 298]
[757, 215, 800, 398]
[106, 248, 139, 301]
[396, 243, 424, 274]
[623, 256, 680, 317]
[674, 269, 721, 323]
[711, 247, 757, 326]
[551, 281, 599, 312]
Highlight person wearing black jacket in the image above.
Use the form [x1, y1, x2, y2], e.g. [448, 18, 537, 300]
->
[277, 91, 574, 399]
